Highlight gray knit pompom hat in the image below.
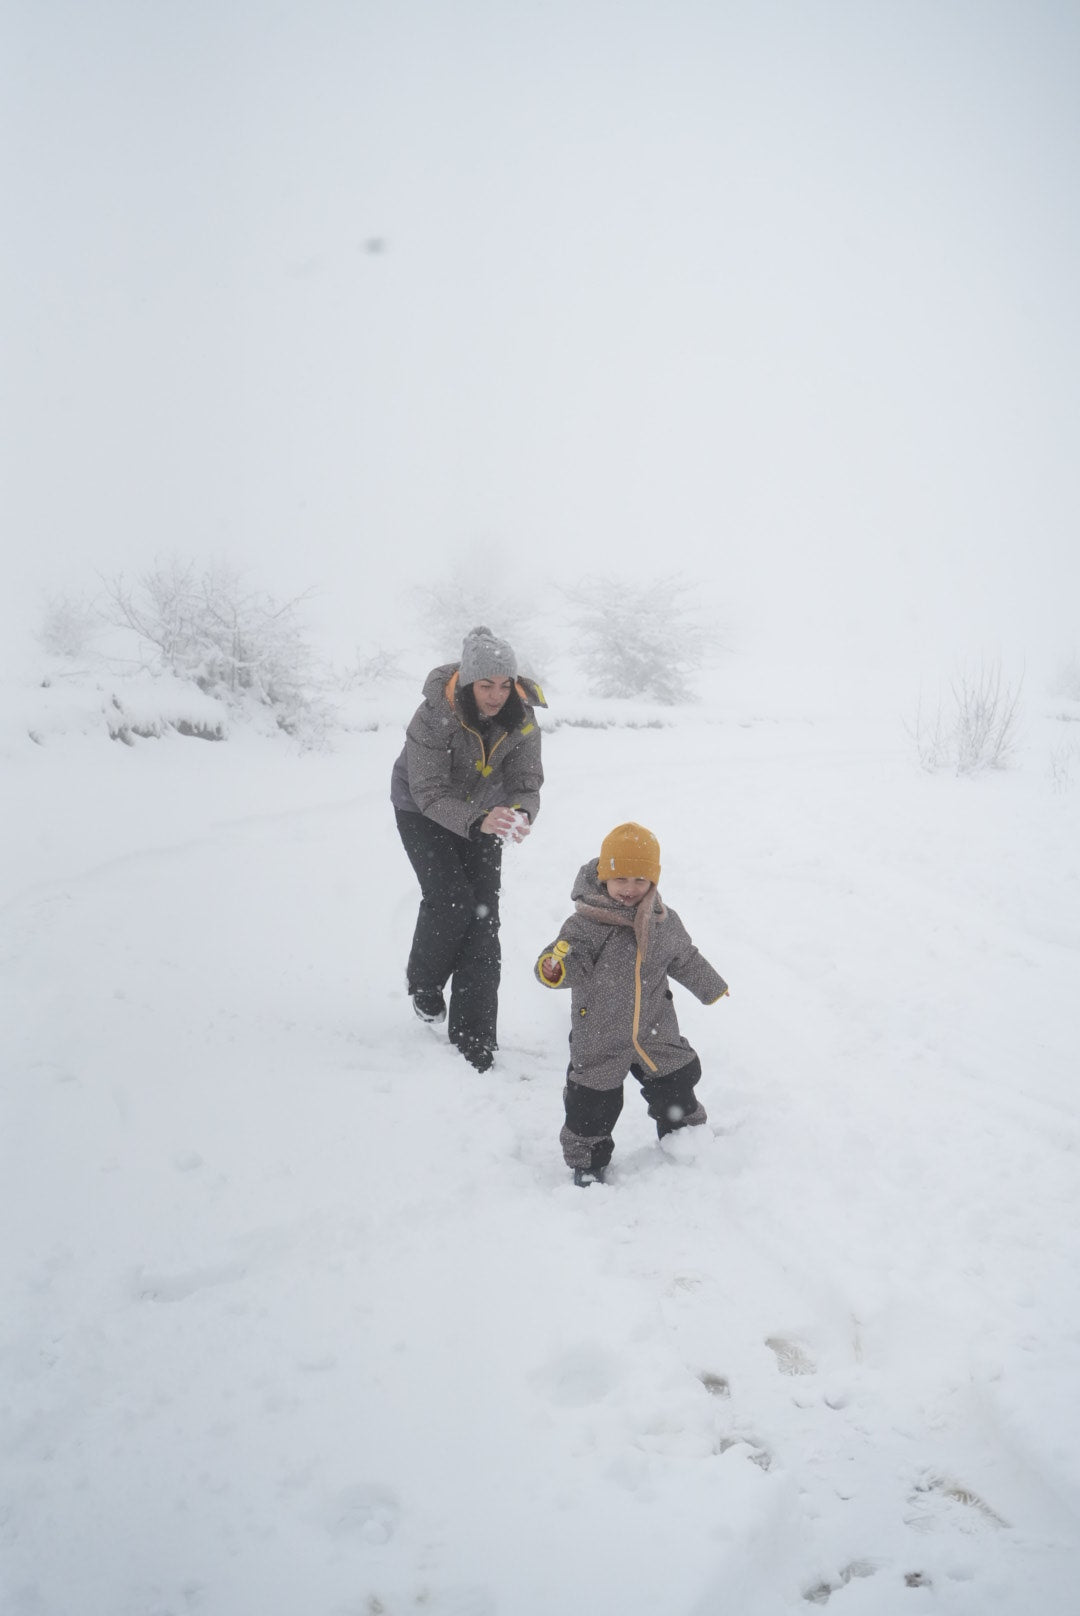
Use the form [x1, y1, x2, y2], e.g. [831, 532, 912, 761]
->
[459, 625, 517, 685]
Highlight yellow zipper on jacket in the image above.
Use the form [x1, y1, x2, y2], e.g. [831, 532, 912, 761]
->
[631, 944, 658, 1072]
[454, 721, 509, 776]
[475, 727, 509, 776]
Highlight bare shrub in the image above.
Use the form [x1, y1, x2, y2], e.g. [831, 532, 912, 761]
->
[909, 662, 1023, 775]
[101, 560, 323, 738]
[1051, 654, 1080, 702]
[1048, 741, 1077, 794]
[569, 574, 721, 704]
[38, 590, 100, 659]
[909, 692, 951, 773]
[952, 663, 1023, 772]
[339, 645, 408, 688]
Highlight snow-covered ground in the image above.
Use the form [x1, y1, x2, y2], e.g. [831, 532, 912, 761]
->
[3, 666, 1079, 1615]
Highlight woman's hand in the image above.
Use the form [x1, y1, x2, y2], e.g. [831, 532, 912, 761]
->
[480, 807, 531, 840]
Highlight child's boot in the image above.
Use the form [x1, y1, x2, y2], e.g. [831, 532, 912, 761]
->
[572, 1165, 606, 1187]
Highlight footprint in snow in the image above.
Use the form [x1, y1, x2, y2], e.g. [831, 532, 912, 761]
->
[904, 1473, 1009, 1534]
[528, 1343, 623, 1408]
[716, 1434, 772, 1471]
[765, 1335, 816, 1376]
[324, 1482, 400, 1545]
[802, 1564, 936, 1603]
[132, 1260, 247, 1302]
[379, 1586, 497, 1616]
[696, 1371, 770, 1467]
[802, 1561, 877, 1604]
[698, 1371, 731, 1398]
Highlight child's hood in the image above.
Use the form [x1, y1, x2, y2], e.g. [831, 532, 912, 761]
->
[570, 860, 660, 916]
[571, 859, 612, 907]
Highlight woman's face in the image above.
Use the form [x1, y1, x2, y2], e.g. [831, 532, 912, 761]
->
[473, 677, 513, 718]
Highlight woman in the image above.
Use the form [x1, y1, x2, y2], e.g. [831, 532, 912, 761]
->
[390, 625, 546, 1071]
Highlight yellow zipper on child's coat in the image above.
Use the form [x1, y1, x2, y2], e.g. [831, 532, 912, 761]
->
[631, 945, 658, 1072]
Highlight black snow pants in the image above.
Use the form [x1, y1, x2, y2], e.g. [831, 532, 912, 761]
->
[560, 1055, 705, 1172]
[395, 808, 503, 1065]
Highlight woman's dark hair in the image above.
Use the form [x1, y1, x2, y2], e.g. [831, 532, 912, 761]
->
[459, 680, 526, 732]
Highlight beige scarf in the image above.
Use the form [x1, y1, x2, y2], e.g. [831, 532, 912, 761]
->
[574, 885, 666, 962]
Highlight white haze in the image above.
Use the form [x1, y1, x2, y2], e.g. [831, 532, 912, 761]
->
[3, 0, 1079, 680]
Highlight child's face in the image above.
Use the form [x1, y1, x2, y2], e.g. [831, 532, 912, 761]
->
[605, 876, 652, 906]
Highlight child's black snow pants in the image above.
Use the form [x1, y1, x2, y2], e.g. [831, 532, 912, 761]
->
[560, 1055, 705, 1172]
[395, 808, 502, 1066]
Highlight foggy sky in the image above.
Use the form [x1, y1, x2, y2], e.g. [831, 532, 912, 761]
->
[4, 0, 1079, 672]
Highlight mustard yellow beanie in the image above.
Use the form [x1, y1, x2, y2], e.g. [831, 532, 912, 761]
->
[598, 822, 661, 885]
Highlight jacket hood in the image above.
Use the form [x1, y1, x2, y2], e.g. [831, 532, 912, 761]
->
[571, 860, 609, 905]
[420, 663, 547, 713]
[421, 662, 459, 709]
[571, 860, 658, 914]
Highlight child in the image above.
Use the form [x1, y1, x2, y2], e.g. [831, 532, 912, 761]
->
[536, 822, 728, 1186]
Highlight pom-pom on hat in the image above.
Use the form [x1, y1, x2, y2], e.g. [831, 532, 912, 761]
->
[598, 822, 661, 885]
[459, 625, 517, 685]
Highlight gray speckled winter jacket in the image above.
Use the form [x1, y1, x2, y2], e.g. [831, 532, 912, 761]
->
[390, 663, 546, 840]
[535, 860, 728, 1090]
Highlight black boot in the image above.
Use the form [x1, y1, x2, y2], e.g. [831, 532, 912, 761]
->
[573, 1165, 606, 1187]
[411, 988, 447, 1023]
[456, 1039, 495, 1073]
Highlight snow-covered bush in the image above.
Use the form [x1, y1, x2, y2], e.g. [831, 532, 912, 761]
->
[910, 662, 1023, 775]
[569, 574, 719, 704]
[101, 561, 323, 738]
[103, 675, 227, 744]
